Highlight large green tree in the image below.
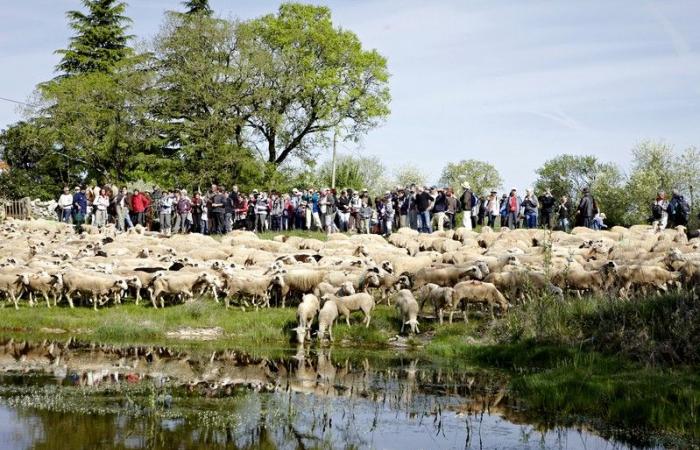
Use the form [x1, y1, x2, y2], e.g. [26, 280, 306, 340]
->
[55, 0, 133, 75]
[438, 159, 503, 196]
[534, 155, 617, 200]
[239, 3, 391, 166]
[149, 12, 260, 190]
[315, 154, 390, 195]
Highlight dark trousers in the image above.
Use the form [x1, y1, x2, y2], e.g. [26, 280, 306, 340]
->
[213, 211, 225, 234]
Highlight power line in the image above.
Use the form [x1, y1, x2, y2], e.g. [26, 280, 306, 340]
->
[0, 96, 32, 106]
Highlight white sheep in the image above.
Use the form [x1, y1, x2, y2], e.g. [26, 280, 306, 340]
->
[394, 289, 420, 334]
[322, 292, 375, 328]
[294, 294, 321, 343]
[317, 299, 339, 341]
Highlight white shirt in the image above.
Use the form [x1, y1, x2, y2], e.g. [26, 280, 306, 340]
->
[58, 194, 73, 209]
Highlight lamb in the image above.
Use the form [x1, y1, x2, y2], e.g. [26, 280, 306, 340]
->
[294, 294, 321, 344]
[317, 298, 339, 341]
[416, 283, 455, 324]
[394, 289, 420, 334]
[452, 281, 509, 322]
[0, 272, 26, 309]
[322, 293, 375, 328]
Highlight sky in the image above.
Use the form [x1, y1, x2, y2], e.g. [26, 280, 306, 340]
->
[1, 0, 699, 189]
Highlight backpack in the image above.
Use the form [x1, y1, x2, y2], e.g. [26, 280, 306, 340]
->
[678, 197, 691, 222]
[651, 203, 663, 220]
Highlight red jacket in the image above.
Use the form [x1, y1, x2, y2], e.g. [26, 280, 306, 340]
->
[131, 193, 150, 213]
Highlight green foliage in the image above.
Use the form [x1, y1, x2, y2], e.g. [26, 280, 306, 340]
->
[392, 164, 428, 189]
[182, 0, 212, 16]
[240, 3, 391, 165]
[534, 154, 615, 201]
[315, 153, 390, 194]
[56, 0, 133, 75]
[438, 159, 503, 195]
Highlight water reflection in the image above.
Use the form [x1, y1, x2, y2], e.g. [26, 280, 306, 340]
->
[0, 340, 665, 449]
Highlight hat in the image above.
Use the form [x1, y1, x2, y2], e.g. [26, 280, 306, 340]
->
[490, 190, 497, 194]
[292, 188, 298, 193]
[461, 181, 471, 189]
[511, 187, 517, 192]
[599, 213, 607, 219]
[384, 191, 391, 196]
[253, 189, 259, 194]
[361, 187, 368, 192]
[74, 186, 80, 191]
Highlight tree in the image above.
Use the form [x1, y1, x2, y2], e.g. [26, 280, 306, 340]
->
[55, 0, 133, 75]
[183, 0, 212, 15]
[148, 12, 260, 190]
[0, 121, 69, 200]
[392, 164, 427, 189]
[316, 154, 389, 195]
[534, 155, 617, 200]
[438, 159, 503, 196]
[37, 56, 155, 184]
[239, 3, 390, 166]
[590, 164, 628, 227]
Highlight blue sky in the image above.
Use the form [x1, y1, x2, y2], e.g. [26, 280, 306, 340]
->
[1, 0, 699, 189]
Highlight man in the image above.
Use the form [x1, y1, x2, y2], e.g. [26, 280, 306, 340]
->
[538, 190, 556, 229]
[383, 191, 395, 236]
[406, 184, 418, 230]
[336, 190, 350, 232]
[224, 186, 236, 233]
[667, 189, 690, 228]
[131, 189, 150, 227]
[485, 191, 498, 228]
[459, 182, 476, 230]
[576, 187, 597, 229]
[522, 189, 539, 229]
[557, 195, 571, 232]
[112, 186, 133, 232]
[415, 186, 433, 233]
[191, 192, 203, 233]
[72, 186, 88, 226]
[211, 187, 227, 234]
[446, 188, 459, 229]
[158, 190, 174, 235]
[58, 187, 73, 223]
[506, 188, 522, 229]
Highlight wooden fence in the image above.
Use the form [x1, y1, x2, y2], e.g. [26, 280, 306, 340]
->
[3, 198, 31, 221]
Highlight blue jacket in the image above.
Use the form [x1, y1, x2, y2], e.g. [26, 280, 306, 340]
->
[311, 192, 320, 213]
[72, 192, 87, 215]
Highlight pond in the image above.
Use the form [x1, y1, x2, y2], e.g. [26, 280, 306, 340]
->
[0, 339, 676, 449]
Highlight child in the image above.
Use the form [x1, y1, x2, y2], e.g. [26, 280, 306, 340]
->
[200, 202, 209, 235]
[593, 212, 607, 230]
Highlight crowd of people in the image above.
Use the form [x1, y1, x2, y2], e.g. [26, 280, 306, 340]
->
[55, 181, 693, 235]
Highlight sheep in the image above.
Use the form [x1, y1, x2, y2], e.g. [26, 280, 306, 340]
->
[317, 300, 339, 341]
[452, 281, 509, 322]
[61, 270, 128, 310]
[20, 271, 63, 308]
[0, 272, 26, 309]
[314, 281, 355, 298]
[270, 269, 327, 306]
[416, 283, 455, 324]
[394, 289, 420, 334]
[149, 272, 220, 309]
[294, 294, 321, 343]
[322, 293, 375, 327]
[410, 265, 482, 289]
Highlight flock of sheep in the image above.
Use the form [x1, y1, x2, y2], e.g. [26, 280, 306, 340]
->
[1, 218, 699, 344]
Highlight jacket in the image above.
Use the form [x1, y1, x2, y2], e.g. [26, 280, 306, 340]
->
[132, 193, 150, 213]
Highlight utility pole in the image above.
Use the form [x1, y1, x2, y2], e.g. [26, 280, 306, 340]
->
[331, 128, 338, 190]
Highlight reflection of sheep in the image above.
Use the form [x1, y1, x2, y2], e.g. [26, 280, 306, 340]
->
[322, 293, 375, 327]
[394, 289, 420, 334]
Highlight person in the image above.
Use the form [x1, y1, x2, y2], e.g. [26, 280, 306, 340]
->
[72, 186, 88, 227]
[94, 189, 110, 228]
[112, 186, 133, 232]
[538, 190, 556, 229]
[282, 193, 293, 231]
[445, 188, 459, 229]
[652, 191, 669, 229]
[270, 192, 284, 231]
[191, 192, 203, 233]
[593, 212, 608, 230]
[211, 187, 227, 234]
[459, 182, 476, 230]
[406, 185, 418, 230]
[322, 188, 337, 234]
[131, 189, 150, 226]
[359, 198, 373, 234]
[336, 190, 350, 232]
[200, 200, 209, 235]
[499, 194, 508, 227]
[255, 191, 270, 232]
[175, 189, 192, 233]
[415, 186, 433, 233]
[382, 191, 395, 236]
[522, 189, 539, 229]
[158, 190, 175, 235]
[431, 187, 448, 232]
[576, 187, 596, 229]
[486, 191, 499, 228]
[506, 188, 522, 229]
[557, 196, 571, 232]
[349, 190, 362, 232]
[667, 189, 690, 228]
[477, 195, 487, 226]
[57, 187, 73, 223]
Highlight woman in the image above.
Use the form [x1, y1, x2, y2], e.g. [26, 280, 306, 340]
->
[255, 192, 270, 232]
[94, 189, 110, 229]
[191, 192, 203, 233]
[486, 191, 499, 228]
[522, 189, 539, 229]
[158, 191, 175, 235]
[557, 196, 570, 232]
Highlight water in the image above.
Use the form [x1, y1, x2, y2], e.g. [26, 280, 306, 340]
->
[0, 340, 675, 449]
